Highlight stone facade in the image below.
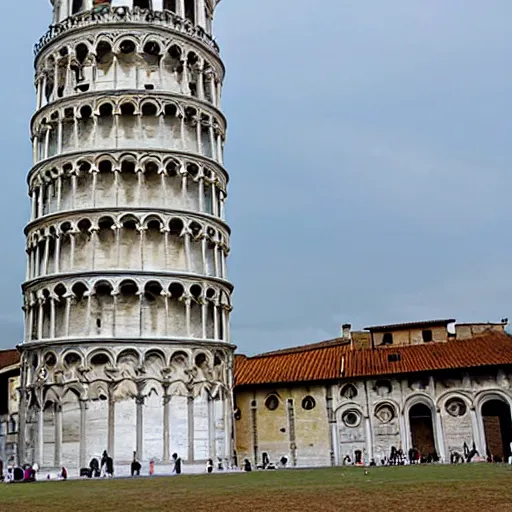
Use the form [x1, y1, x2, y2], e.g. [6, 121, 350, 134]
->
[18, 0, 234, 473]
[234, 323, 512, 468]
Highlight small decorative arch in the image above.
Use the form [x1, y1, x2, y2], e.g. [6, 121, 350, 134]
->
[170, 350, 190, 367]
[119, 279, 140, 296]
[340, 383, 358, 400]
[169, 281, 185, 299]
[88, 350, 113, 367]
[115, 37, 138, 56]
[140, 101, 159, 117]
[117, 349, 141, 366]
[374, 401, 397, 424]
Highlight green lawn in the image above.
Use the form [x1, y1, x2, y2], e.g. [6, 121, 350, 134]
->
[1, 464, 512, 512]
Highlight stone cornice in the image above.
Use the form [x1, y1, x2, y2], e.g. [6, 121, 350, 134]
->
[22, 269, 234, 292]
[34, 8, 223, 66]
[30, 89, 227, 135]
[24, 207, 231, 236]
[18, 337, 236, 351]
[27, 148, 229, 186]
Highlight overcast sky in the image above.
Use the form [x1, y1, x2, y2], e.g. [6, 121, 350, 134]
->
[0, 1, 510, 354]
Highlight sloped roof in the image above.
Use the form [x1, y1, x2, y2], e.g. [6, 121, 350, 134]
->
[234, 331, 512, 387]
[365, 319, 455, 332]
[0, 349, 20, 372]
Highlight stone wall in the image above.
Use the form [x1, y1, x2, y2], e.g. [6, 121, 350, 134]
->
[21, 343, 234, 470]
[234, 385, 331, 468]
[371, 326, 447, 347]
[234, 368, 512, 467]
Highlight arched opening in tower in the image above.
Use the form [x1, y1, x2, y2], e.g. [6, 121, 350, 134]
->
[72, 0, 84, 15]
[134, 0, 152, 9]
[482, 399, 512, 462]
[163, 0, 176, 12]
[184, 0, 195, 24]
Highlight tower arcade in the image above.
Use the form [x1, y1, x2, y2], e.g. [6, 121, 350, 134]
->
[19, 0, 234, 473]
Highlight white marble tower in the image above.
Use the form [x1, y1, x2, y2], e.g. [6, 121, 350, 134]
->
[19, 0, 234, 473]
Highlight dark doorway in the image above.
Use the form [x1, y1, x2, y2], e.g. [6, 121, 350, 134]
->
[482, 399, 512, 461]
[409, 403, 436, 455]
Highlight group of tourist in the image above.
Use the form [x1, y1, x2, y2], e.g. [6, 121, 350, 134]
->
[0, 458, 46, 483]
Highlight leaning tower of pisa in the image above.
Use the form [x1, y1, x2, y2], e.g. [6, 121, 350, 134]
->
[18, 0, 234, 474]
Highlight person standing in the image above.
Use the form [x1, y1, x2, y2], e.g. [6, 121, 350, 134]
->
[172, 453, 182, 475]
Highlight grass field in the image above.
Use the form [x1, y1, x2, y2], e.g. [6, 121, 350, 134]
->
[1, 464, 512, 512]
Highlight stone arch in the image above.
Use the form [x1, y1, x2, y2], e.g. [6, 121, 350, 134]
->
[86, 380, 109, 463]
[404, 394, 439, 458]
[142, 213, 164, 229]
[167, 282, 187, 337]
[140, 99, 160, 117]
[68, 280, 88, 338]
[117, 349, 141, 377]
[373, 399, 401, 419]
[87, 349, 113, 368]
[119, 215, 141, 269]
[477, 390, 512, 461]
[96, 216, 116, 270]
[44, 387, 61, 405]
[95, 39, 115, 89]
[113, 35, 140, 56]
[437, 390, 474, 412]
[118, 154, 139, 207]
[142, 281, 165, 337]
[334, 400, 363, 417]
[142, 37, 163, 67]
[90, 279, 115, 337]
[61, 385, 82, 467]
[117, 280, 141, 338]
[144, 349, 166, 379]
[113, 377, 138, 462]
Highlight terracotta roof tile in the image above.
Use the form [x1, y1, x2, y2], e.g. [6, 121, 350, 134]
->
[234, 331, 512, 387]
[0, 349, 20, 371]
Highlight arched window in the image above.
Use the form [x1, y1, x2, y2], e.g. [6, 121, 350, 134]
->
[382, 332, 393, 345]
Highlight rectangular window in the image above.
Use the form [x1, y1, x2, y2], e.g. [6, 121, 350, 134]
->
[422, 329, 433, 342]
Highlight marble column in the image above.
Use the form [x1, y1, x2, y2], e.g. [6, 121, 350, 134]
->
[163, 394, 170, 463]
[136, 396, 144, 460]
[55, 405, 63, 467]
[79, 401, 88, 469]
[187, 396, 194, 462]
[434, 408, 447, 463]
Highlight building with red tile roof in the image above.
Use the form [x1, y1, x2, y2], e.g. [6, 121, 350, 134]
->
[233, 321, 512, 470]
[0, 349, 20, 464]
[234, 330, 512, 386]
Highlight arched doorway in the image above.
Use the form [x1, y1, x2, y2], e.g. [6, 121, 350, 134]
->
[482, 399, 512, 462]
[409, 403, 436, 456]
